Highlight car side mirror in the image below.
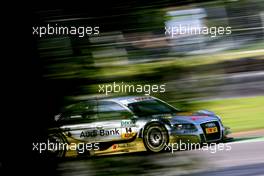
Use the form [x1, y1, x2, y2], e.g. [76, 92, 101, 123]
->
[131, 116, 138, 123]
[132, 115, 138, 119]
[54, 114, 61, 121]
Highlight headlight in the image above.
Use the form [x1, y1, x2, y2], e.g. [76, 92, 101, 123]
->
[174, 123, 197, 132]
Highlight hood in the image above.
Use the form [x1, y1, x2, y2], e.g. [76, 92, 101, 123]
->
[169, 115, 219, 125]
[164, 109, 219, 125]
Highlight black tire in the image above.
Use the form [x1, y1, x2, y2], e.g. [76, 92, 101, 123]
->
[143, 123, 169, 152]
[45, 133, 67, 158]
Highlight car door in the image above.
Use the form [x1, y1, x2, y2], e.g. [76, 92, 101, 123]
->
[59, 101, 98, 143]
[92, 100, 134, 143]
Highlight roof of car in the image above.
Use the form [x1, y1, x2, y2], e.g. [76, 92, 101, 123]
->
[103, 95, 155, 105]
[69, 95, 155, 107]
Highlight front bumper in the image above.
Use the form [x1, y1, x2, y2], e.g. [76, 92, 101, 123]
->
[169, 134, 201, 144]
[169, 127, 231, 144]
[169, 120, 232, 144]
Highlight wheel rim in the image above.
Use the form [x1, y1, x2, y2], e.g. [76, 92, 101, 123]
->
[148, 128, 163, 147]
[47, 134, 65, 157]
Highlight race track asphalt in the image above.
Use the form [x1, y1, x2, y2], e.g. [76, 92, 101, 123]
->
[55, 136, 264, 176]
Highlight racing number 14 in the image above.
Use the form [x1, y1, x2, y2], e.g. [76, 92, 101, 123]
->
[122, 127, 134, 139]
[126, 127, 132, 133]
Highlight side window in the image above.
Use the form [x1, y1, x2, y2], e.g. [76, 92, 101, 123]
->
[97, 101, 132, 121]
[60, 101, 98, 123]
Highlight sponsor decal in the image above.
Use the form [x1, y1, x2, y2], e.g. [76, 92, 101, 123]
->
[121, 127, 136, 139]
[122, 133, 135, 138]
[80, 130, 98, 137]
[112, 144, 117, 150]
[118, 143, 136, 148]
[80, 128, 120, 138]
[205, 122, 216, 127]
[121, 120, 135, 127]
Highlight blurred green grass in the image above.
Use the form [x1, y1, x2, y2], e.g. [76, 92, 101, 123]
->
[98, 50, 263, 78]
[191, 96, 264, 132]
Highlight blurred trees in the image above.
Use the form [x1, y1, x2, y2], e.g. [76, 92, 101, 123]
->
[33, 0, 264, 116]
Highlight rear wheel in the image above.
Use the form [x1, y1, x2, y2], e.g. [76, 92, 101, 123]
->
[45, 133, 67, 158]
[143, 123, 169, 152]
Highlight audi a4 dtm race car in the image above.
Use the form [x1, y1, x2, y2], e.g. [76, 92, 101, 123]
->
[45, 96, 231, 158]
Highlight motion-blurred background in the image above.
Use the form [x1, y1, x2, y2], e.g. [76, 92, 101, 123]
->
[32, 0, 264, 133]
[6, 1, 263, 176]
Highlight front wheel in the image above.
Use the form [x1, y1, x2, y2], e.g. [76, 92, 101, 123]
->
[143, 123, 169, 152]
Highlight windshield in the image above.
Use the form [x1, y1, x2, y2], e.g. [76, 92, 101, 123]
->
[127, 99, 179, 116]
